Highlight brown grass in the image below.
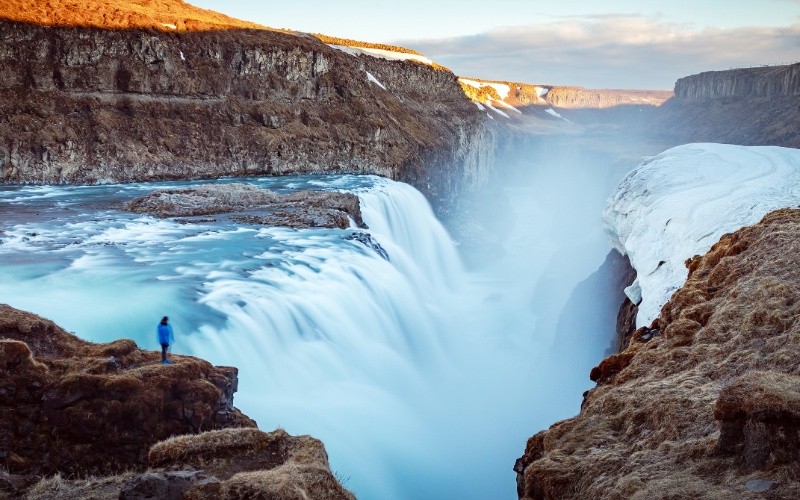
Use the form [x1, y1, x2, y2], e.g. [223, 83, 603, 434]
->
[24, 472, 135, 500]
[517, 208, 800, 499]
[149, 427, 328, 479]
[0, 0, 272, 32]
[222, 464, 355, 500]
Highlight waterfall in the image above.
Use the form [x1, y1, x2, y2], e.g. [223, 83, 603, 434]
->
[0, 169, 622, 500]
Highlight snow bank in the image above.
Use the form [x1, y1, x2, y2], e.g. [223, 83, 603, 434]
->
[603, 143, 800, 327]
[328, 44, 434, 66]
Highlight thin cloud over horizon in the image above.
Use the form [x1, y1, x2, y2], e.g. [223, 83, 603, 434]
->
[397, 15, 800, 89]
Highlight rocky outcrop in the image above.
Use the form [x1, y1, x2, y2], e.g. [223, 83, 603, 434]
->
[0, 304, 255, 478]
[125, 183, 365, 228]
[23, 428, 354, 499]
[1, 305, 354, 499]
[515, 209, 800, 499]
[653, 64, 800, 148]
[674, 64, 800, 100]
[0, 6, 490, 215]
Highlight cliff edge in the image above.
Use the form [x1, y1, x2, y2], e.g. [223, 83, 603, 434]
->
[0, 0, 491, 215]
[655, 63, 800, 148]
[0, 304, 353, 499]
[0, 303, 255, 477]
[515, 208, 800, 499]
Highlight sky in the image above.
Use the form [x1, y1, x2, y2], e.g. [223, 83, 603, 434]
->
[190, 0, 800, 89]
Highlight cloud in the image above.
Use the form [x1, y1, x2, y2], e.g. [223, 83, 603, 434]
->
[396, 15, 800, 89]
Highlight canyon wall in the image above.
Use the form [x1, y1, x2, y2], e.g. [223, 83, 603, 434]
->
[654, 63, 800, 148]
[515, 209, 800, 499]
[0, 20, 493, 214]
[674, 64, 800, 100]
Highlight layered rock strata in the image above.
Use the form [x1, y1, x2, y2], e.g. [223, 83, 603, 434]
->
[516, 208, 800, 499]
[0, 14, 489, 214]
[125, 183, 365, 228]
[655, 63, 800, 148]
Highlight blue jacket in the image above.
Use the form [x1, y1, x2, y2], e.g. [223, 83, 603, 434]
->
[157, 323, 174, 346]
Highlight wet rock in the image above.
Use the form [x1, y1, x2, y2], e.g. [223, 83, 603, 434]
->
[127, 184, 365, 229]
[345, 231, 389, 260]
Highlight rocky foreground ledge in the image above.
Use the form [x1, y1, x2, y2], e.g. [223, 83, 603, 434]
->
[125, 183, 365, 229]
[0, 304, 353, 499]
[515, 209, 800, 499]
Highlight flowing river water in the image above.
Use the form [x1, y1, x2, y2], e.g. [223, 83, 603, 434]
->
[0, 161, 625, 498]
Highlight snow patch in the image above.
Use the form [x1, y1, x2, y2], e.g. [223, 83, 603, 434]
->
[485, 101, 510, 119]
[536, 86, 549, 98]
[365, 71, 386, 90]
[473, 101, 485, 111]
[491, 98, 522, 114]
[458, 78, 511, 99]
[160, 23, 177, 30]
[603, 143, 800, 327]
[179, 50, 185, 62]
[545, 108, 563, 119]
[328, 45, 433, 66]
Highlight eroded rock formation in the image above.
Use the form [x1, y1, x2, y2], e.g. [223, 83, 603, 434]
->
[516, 209, 800, 499]
[0, 304, 255, 479]
[0, 305, 353, 499]
[125, 183, 365, 228]
[22, 428, 354, 500]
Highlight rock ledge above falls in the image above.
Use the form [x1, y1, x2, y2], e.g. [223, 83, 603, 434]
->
[0, 304, 353, 499]
[125, 183, 366, 229]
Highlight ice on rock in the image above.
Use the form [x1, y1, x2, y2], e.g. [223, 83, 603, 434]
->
[603, 143, 800, 327]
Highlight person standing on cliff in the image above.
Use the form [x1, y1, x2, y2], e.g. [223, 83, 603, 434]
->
[157, 316, 174, 364]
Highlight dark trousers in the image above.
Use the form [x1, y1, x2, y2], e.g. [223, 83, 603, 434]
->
[161, 343, 169, 361]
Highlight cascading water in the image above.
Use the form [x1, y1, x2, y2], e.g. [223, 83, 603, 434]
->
[0, 165, 623, 499]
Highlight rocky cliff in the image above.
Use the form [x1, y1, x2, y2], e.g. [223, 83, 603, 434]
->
[515, 209, 800, 499]
[674, 64, 800, 100]
[0, 304, 254, 477]
[0, 0, 492, 215]
[0, 304, 353, 499]
[654, 64, 800, 148]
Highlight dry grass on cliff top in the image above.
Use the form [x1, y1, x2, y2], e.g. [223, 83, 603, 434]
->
[0, 0, 429, 63]
[0, 0, 270, 32]
[519, 208, 800, 499]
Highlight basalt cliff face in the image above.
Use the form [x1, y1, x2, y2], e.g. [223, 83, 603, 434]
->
[655, 64, 800, 148]
[515, 209, 800, 499]
[0, 4, 491, 215]
[0, 304, 353, 499]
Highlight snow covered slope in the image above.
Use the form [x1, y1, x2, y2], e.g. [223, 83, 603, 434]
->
[603, 143, 800, 327]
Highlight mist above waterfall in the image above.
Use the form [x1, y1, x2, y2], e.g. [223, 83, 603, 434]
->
[0, 140, 642, 499]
